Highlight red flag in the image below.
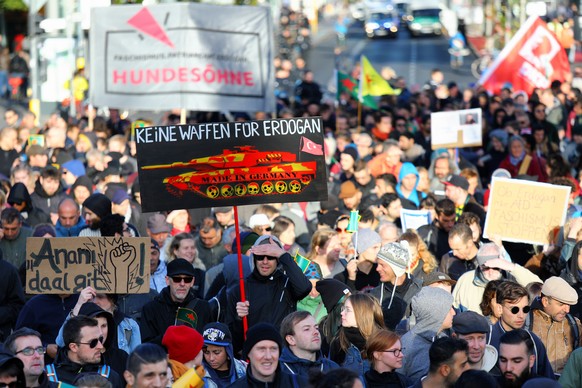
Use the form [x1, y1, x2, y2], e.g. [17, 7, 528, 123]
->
[480, 16, 570, 95]
[301, 136, 323, 155]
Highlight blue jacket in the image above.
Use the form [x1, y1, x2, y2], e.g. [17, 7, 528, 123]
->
[396, 162, 426, 209]
[279, 347, 339, 378]
[489, 321, 555, 379]
[203, 339, 246, 387]
[150, 260, 167, 293]
[55, 216, 87, 237]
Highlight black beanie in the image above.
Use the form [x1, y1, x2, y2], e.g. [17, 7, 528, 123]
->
[316, 279, 352, 313]
[242, 323, 283, 359]
[83, 193, 112, 219]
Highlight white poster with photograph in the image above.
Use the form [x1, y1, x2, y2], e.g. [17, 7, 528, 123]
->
[431, 108, 483, 149]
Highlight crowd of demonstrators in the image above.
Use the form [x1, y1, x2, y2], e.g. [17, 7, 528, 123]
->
[6, 51, 582, 388]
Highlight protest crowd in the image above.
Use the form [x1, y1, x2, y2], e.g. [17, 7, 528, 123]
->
[4, 5, 582, 388]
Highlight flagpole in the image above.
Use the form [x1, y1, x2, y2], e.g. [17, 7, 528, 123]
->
[233, 205, 248, 338]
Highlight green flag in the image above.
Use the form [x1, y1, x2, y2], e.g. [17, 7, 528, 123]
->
[294, 252, 312, 273]
[337, 70, 378, 109]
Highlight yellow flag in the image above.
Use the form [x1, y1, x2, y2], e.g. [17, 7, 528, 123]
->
[172, 366, 205, 388]
[358, 55, 399, 97]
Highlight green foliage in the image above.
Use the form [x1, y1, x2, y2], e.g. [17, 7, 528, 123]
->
[0, 0, 28, 11]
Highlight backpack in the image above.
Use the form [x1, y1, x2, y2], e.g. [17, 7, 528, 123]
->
[45, 364, 111, 383]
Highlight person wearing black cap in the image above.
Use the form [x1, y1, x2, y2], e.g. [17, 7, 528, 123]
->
[79, 193, 112, 237]
[0, 352, 25, 388]
[315, 279, 352, 353]
[442, 174, 486, 225]
[201, 322, 246, 387]
[140, 258, 211, 344]
[229, 323, 302, 387]
[451, 311, 499, 375]
[225, 235, 312, 354]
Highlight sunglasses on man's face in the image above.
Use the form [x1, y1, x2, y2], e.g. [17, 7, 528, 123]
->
[255, 255, 278, 261]
[171, 276, 194, 284]
[507, 305, 531, 315]
[78, 336, 104, 349]
[0, 382, 19, 388]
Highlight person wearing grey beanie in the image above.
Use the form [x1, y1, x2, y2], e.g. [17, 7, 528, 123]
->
[398, 286, 456, 382]
[334, 228, 382, 292]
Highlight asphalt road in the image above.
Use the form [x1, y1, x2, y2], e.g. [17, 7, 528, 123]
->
[306, 17, 479, 97]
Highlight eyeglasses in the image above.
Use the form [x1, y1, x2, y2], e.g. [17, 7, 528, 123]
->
[0, 382, 18, 388]
[259, 226, 272, 232]
[480, 265, 500, 272]
[78, 336, 104, 348]
[383, 348, 405, 357]
[255, 255, 278, 261]
[335, 227, 348, 233]
[506, 305, 531, 315]
[171, 276, 194, 284]
[15, 346, 46, 356]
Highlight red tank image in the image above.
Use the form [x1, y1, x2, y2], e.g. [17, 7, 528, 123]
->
[141, 146, 317, 199]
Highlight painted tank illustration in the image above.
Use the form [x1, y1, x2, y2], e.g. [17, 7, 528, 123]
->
[141, 146, 317, 199]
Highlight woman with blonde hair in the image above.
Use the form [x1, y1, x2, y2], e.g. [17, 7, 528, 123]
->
[307, 227, 343, 278]
[398, 230, 437, 281]
[166, 232, 206, 299]
[364, 329, 408, 387]
[330, 293, 385, 375]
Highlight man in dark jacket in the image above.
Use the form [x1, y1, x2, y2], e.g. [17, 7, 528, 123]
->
[279, 311, 339, 378]
[7, 182, 50, 228]
[442, 174, 486, 227]
[229, 323, 304, 388]
[0, 248, 25, 342]
[489, 281, 555, 379]
[140, 259, 210, 344]
[46, 316, 124, 387]
[370, 241, 422, 330]
[417, 198, 455, 259]
[0, 207, 33, 269]
[225, 236, 312, 353]
[0, 351, 25, 388]
[4, 327, 59, 388]
[439, 223, 479, 281]
[30, 165, 67, 223]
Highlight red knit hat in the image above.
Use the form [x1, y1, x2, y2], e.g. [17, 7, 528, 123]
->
[162, 325, 204, 364]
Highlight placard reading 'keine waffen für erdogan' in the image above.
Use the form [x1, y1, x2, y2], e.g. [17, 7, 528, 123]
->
[26, 237, 150, 294]
[134, 117, 327, 212]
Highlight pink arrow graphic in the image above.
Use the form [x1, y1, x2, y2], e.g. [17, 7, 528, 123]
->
[127, 7, 174, 48]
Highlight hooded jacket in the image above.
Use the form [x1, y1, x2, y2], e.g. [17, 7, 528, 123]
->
[49, 346, 124, 388]
[150, 259, 167, 293]
[54, 303, 128, 379]
[370, 276, 423, 330]
[395, 162, 426, 209]
[140, 287, 211, 344]
[225, 235, 312, 353]
[202, 340, 247, 387]
[7, 182, 51, 227]
[397, 287, 453, 382]
[279, 346, 338, 378]
[489, 320, 555, 379]
[453, 265, 542, 313]
[30, 179, 67, 217]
